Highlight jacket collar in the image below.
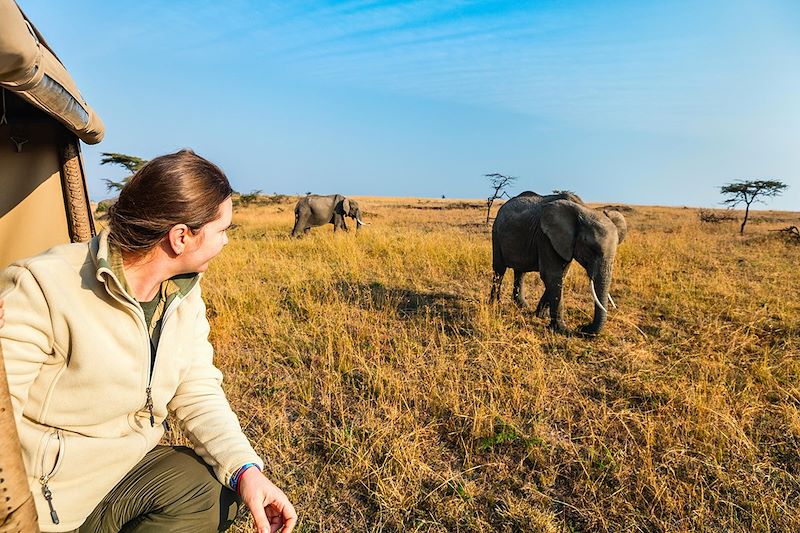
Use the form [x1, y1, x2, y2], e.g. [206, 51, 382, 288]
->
[91, 229, 200, 304]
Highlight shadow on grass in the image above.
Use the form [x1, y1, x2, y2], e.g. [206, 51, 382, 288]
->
[332, 281, 475, 334]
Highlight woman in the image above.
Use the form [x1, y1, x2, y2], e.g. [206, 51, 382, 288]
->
[0, 150, 296, 532]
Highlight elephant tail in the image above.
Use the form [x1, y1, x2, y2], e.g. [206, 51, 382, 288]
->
[491, 236, 505, 274]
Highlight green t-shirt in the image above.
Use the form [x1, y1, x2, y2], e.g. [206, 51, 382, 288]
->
[138, 291, 162, 339]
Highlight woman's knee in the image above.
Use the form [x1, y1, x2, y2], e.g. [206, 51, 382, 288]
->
[155, 446, 241, 531]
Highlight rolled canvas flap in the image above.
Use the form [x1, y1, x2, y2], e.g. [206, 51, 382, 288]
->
[0, 0, 104, 144]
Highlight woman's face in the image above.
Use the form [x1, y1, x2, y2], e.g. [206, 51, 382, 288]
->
[181, 197, 233, 273]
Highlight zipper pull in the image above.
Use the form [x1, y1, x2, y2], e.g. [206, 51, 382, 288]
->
[145, 387, 155, 427]
[41, 479, 59, 524]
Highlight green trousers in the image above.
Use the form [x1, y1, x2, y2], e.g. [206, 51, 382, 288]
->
[68, 445, 240, 533]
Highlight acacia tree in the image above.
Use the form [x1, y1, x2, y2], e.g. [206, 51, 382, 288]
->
[101, 152, 148, 192]
[485, 173, 517, 224]
[720, 179, 788, 234]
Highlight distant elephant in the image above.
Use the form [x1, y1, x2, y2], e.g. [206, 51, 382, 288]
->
[95, 197, 117, 213]
[490, 192, 627, 335]
[291, 194, 367, 237]
[93, 197, 117, 220]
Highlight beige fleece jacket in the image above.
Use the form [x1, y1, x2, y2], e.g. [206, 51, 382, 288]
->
[0, 230, 263, 532]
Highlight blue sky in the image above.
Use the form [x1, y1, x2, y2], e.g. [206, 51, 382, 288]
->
[20, 0, 800, 209]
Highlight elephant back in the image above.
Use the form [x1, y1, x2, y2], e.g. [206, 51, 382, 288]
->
[494, 195, 544, 234]
[515, 191, 544, 200]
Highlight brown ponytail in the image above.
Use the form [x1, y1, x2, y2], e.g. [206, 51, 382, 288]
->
[108, 149, 232, 255]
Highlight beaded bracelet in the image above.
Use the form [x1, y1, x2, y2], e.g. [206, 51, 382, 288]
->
[230, 463, 261, 495]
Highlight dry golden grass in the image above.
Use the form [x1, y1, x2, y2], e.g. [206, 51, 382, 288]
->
[172, 196, 800, 532]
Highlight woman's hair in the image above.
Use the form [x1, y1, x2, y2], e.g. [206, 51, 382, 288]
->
[107, 149, 232, 255]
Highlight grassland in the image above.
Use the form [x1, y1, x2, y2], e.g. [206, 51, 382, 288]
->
[169, 196, 800, 532]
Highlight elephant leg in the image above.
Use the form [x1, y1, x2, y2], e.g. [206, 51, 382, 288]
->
[512, 270, 529, 308]
[534, 292, 549, 318]
[333, 214, 348, 232]
[539, 261, 569, 332]
[534, 264, 562, 318]
[490, 267, 506, 303]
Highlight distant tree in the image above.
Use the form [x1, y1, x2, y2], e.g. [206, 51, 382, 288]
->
[698, 208, 736, 224]
[552, 189, 576, 196]
[720, 179, 788, 234]
[239, 190, 262, 207]
[485, 173, 517, 225]
[101, 152, 148, 192]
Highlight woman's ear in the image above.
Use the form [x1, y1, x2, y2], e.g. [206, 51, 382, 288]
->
[540, 201, 577, 262]
[167, 224, 190, 255]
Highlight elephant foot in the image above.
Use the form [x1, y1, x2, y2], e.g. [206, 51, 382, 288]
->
[548, 320, 568, 334]
[514, 297, 530, 309]
[534, 302, 549, 318]
[577, 323, 602, 337]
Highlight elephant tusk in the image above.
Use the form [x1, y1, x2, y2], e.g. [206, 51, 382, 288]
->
[608, 293, 617, 309]
[590, 279, 608, 314]
[356, 217, 369, 226]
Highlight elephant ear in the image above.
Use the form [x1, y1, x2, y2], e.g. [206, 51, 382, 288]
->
[342, 197, 351, 215]
[603, 210, 627, 244]
[332, 194, 345, 214]
[540, 201, 577, 262]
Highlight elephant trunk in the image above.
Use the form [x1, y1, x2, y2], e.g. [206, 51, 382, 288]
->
[583, 261, 613, 335]
[290, 212, 302, 238]
[354, 210, 368, 229]
[590, 280, 607, 314]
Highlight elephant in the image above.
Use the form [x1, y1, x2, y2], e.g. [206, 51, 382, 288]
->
[291, 194, 367, 237]
[489, 192, 627, 335]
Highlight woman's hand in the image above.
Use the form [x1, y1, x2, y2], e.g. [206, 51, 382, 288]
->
[238, 467, 297, 533]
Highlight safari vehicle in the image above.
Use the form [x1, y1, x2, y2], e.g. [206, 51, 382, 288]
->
[0, 0, 104, 529]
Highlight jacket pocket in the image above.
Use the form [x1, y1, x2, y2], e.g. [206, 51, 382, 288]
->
[36, 429, 64, 525]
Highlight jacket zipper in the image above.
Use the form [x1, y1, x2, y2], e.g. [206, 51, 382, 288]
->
[104, 287, 157, 427]
[143, 291, 189, 426]
[138, 309, 155, 427]
[100, 270, 199, 427]
[145, 385, 155, 427]
[39, 430, 64, 524]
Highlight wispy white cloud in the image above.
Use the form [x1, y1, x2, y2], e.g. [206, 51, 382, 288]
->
[211, 1, 693, 131]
